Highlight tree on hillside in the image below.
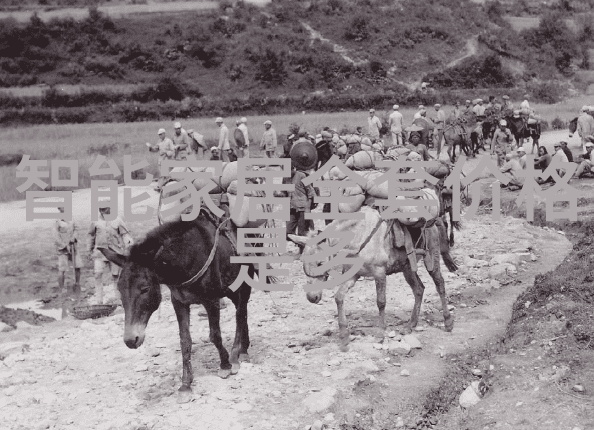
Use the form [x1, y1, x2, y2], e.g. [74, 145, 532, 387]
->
[522, 11, 579, 75]
[254, 48, 288, 87]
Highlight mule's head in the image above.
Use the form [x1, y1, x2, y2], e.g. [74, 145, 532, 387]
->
[288, 231, 330, 305]
[99, 247, 162, 349]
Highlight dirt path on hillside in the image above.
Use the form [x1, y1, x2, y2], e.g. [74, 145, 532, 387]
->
[1, 129, 589, 429]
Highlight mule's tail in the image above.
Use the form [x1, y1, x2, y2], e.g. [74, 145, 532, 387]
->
[441, 249, 458, 272]
[435, 217, 458, 272]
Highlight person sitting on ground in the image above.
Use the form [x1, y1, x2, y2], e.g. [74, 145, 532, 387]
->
[573, 139, 594, 179]
[210, 146, 220, 160]
[517, 147, 527, 169]
[499, 153, 524, 191]
[559, 141, 574, 163]
[552, 142, 569, 178]
[534, 145, 552, 172]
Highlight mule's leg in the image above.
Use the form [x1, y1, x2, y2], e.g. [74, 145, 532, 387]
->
[449, 207, 455, 247]
[401, 266, 424, 333]
[373, 270, 387, 332]
[203, 300, 233, 379]
[228, 284, 251, 367]
[335, 277, 358, 352]
[426, 228, 454, 332]
[172, 297, 194, 392]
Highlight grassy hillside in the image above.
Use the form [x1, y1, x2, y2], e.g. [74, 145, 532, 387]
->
[0, 0, 486, 92]
[1, 0, 594, 125]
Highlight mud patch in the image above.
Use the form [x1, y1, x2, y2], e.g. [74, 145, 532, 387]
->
[0, 305, 55, 328]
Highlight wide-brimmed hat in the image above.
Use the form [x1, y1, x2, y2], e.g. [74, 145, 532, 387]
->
[174, 121, 182, 129]
[158, 128, 166, 135]
[405, 124, 425, 132]
[290, 141, 318, 171]
[215, 117, 224, 123]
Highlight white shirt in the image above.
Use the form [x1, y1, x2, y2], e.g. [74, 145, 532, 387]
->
[553, 148, 569, 166]
[388, 111, 403, 132]
[413, 111, 424, 119]
[520, 100, 530, 110]
[238, 123, 249, 145]
[368, 115, 382, 138]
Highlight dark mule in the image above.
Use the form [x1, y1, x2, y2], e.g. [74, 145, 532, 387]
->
[443, 124, 471, 162]
[569, 117, 578, 136]
[506, 115, 541, 152]
[99, 213, 254, 393]
[289, 207, 457, 350]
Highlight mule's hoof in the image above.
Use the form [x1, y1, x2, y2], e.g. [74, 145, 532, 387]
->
[177, 388, 193, 404]
[239, 353, 250, 363]
[445, 318, 454, 333]
[231, 363, 240, 375]
[339, 343, 350, 353]
[401, 325, 413, 335]
[178, 385, 192, 393]
[218, 368, 232, 379]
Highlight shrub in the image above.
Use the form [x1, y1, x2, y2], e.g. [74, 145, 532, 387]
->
[551, 117, 567, 130]
[344, 16, 371, 42]
[154, 76, 186, 102]
[254, 48, 288, 87]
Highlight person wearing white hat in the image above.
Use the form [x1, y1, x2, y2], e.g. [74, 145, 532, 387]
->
[573, 137, 594, 178]
[472, 99, 485, 117]
[172, 121, 191, 161]
[235, 117, 250, 158]
[260, 120, 278, 158]
[502, 95, 513, 111]
[215, 117, 231, 162]
[388, 104, 404, 147]
[54, 206, 83, 296]
[87, 200, 134, 305]
[433, 103, 446, 155]
[491, 119, 514, 167]
[519, 94, 530, 111]
[368, 108, 382, 139]
[464, 99, 472, 114]
[577, 106, 594, 152]
[146, 128, 176, 191]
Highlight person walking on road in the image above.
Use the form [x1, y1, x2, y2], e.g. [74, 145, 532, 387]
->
[491, 120, 514, 167]
[215, 117, 231, 162]
[54, 206, 83, 296]
[235, 117, 250, 158]
[146, 128, 175, 192]
[433, 103, 446, 156]
[260, 120, 278, 158]
[367, 108, 382, 140]
[172, 121, 191, 160]
[388, 104, 404, 147]
[87, 205, 134, 305]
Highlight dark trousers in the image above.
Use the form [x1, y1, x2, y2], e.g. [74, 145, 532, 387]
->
[287, 209, 313, 252]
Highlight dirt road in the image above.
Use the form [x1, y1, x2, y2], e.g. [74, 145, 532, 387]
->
[0, 128, 591, 429]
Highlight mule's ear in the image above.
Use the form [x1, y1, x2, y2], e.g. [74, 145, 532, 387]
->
[98, 247, 128, 267]
[287, 234, 308, 246]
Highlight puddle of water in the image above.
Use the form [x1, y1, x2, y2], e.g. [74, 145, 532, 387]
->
[4, 300, 63, 321]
